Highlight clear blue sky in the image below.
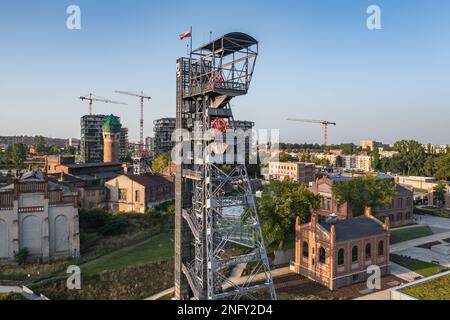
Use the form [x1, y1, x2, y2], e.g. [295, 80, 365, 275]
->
[1, 0, 449, 145]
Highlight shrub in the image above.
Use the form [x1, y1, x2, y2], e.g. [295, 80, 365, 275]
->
[14, 248, 29, 265]
[98, 216, 129, 236]
[79, 208, 112, 230]
[36, 259, 174, 300]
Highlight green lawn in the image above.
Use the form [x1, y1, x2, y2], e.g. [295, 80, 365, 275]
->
[391, 254, 449, 277]
[80, 233, 174, 276]
[390, 226, 434, 244]
[401, 274, 450, 300]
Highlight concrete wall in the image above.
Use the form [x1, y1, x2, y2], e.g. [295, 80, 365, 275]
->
[0, 193, 79, 263]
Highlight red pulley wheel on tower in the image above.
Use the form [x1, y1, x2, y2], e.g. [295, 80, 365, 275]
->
[211, 118, 228, 133]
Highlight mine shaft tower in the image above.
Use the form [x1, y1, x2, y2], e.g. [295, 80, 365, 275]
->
[175, 32, 276, 300]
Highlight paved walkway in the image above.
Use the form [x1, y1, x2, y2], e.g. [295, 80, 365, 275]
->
[354, 289, 391, 300]
[414, 214, 450, 230]
[389, 262, 421, 282]
[145, 287, 175, 300]
[390, 231, 450, 253]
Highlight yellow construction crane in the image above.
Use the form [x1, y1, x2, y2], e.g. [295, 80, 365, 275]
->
[287, 118, 337, 146]
[115, 90, 151, 150]
[79, 93, 127, 115]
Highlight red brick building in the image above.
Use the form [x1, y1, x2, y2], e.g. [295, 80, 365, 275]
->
[291, 209, 390, 290]
[309, 175, 414, 227]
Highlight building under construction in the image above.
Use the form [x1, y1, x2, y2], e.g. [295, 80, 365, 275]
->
[153, 117, 176, 153]
[174, 32, 276, 300]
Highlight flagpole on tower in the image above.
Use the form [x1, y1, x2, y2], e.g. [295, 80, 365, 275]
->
[190, 26, 193, 55]
[189, 26, 192, 96]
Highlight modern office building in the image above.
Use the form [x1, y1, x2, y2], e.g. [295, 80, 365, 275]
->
[145, 136, 154, 153]
[80, 114, 106, 163]
[119, 127, 129, 160]
[153, 118, 176, 153]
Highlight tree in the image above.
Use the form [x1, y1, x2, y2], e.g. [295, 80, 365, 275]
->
[394, 140, 426, 176]
[151, 152, 171, 173]
[278, 153, 296, 162]
[333, 175, 396, 217]
[423, 156, 436, 177]
[433, 181, 447, 208]
[257, 179, 321, 250]
[66, 146, 76, 155]
[33, 135, 46, 155]
[11, 143, 27, 174]
[371, 145, 380, 171]
[434, 153, 450, 181]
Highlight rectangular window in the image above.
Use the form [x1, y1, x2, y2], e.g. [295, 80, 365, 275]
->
[135, 190, 140, 202]
[119, 189, 127, 201]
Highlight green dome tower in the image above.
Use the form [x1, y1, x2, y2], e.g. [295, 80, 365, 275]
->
[102, 115, 122, 163]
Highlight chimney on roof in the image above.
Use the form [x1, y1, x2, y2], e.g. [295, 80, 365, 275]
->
[384, 216, 390, 231]
[364, 207, 372, 218]
[326, 212, 338, 225]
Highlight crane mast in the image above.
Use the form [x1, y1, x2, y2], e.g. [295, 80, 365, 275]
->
[115, 90, 151, 151]
[287, 118, 337, 147]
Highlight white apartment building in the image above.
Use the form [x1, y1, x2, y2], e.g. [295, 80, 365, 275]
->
[342, 155, 372, 172]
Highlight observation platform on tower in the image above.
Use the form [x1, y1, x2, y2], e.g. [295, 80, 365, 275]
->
[182, 32, 258, 99]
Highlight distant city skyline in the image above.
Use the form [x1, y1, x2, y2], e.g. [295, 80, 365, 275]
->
[1, 0, 449, 145]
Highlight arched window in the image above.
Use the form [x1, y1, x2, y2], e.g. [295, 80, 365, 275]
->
[365, 243, 372, 259]
[302, 241, 309, 258]
[338, 249, 344, 266]
[319, 247, 326, 264]
[352, 246, 359, 262]
[378, 241, 384, 256]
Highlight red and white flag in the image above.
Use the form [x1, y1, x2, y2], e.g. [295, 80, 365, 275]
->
[179, 29, 192, 40]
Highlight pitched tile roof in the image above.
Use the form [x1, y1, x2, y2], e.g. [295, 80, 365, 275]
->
[125, 174, 173, 188]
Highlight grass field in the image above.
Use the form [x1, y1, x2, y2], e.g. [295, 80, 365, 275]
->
[80, 233, 174, 276]
[390, 226, 434, 244]
[401, 274, 450, 300]
[390, 254, 449, 277]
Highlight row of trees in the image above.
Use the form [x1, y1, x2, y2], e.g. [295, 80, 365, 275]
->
[33, 135, 67, 155]
[372, 140, 449, 180]
[0, 136, 74, 173]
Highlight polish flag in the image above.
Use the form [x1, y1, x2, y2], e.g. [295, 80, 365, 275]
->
[179, 29, 192, 40]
